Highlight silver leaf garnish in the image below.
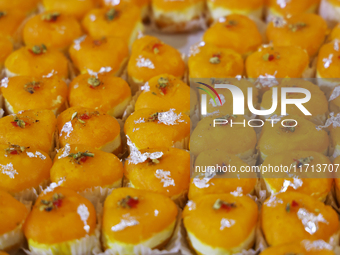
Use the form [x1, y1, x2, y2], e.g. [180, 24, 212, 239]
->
[297, 208, 328, 235]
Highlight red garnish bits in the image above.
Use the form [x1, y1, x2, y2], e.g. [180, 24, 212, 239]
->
[39, 193, 64, 212]
[118, 196, 139, 209]
[41, 12, 60, 22]
[68, 151, 94, 165]
[152, 43, 162, 54]
[11, 117, 28, 128]
[157, 77, 169, 95]
[213, 199, 236, 211]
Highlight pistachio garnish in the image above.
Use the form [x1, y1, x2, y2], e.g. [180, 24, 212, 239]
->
[280, 121, 296, 133]
[148, 112, 159, 122]
[106, 8, 117, 21]
[118, 195, 139, 209]
[0, 11, 6, 18]
[286, 200, 299, 213]
[29, 44, 47, 55]
[68, 151, 94, 164]
[263, 53, 280, 61]
[88, 77, 101, 88]
[226, 20, 237, 28]
[41, 12, 60, 22]
[5, 144, 28, 155]
[24, 81, 40, 94]
[11, 116, 27, 128]
[71, 111, 100, 124]
[39, 193, 64, 212]
[157, 77, 169, 95]
[146, 157, 161, 165]
[289, 22, 307, 32]
[291, 156, 314, 169]
[71, 112, 78, 121]
[213, 199, 236, 211]
[210, 57, 220, 64]
[152, 43, 162, 54]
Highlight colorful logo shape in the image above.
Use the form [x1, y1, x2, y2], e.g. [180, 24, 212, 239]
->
[196, 82, 223, 106]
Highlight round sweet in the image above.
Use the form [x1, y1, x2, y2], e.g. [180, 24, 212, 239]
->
[266, 13, 328, 57]
[188, 43, 244, 78]
[134, 74, 194, 115]
[24, 187, 97, 248]
[5, 45, 69, 79]
[0, 110, 57, 154]
[262, 151, 333, 201]
[1, 75, 68, 115]
[124, 147, 190, 200]
[69, 36, 129, 76]
[68, 73, 131, 118]
[202, 14, 262, 56]
[23, 12, 82, 52]
[0, 0, 39, 14]
[189, 150, 257, 200]
[260, 79, 328, 125]
[81, 5, 142, 46]
[0, 190, 28, 238]
[42, 0, 96, 20]
[124, 108, 190, 150]
[266, 0, 320, 17]
[196, 78, 258, 118]
[51, 144, 123, 192]
[0, 10, 26, 40]
[0, 35, 12, 69]
[258, 115, 329, 160]
[190, 115, 257, 159]
[102, 188, 178, 251]
[128, 36, 186, 85]
[0, 144, 51, 194]
[261, 191, 339, 246]
[183, 194, 258, 254]
[246, 45, 309, 79]
[57, 107, 121, 154]
[260, 241, 335, 255]
[317, 41, 340, 79]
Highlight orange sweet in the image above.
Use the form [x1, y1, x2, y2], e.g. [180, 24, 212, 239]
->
[23, 12, 82, 52]
[188, 43, 244, 78]
[5, 45, 69, 79]
[266, 0, 320, 18]
[57, 107, 121, 154]
[69, 36, 129, 76]
[246, 45, 309, 78]
[317, 41, 340, 79]
[0, 35, 12, 69]
[1, 75, 68, 115]
[82, 5, 142, 46]
[24, 187, 97, 246]
[68, 73, 131, 117]
[203, 14, 262, 56]
[0, 144, 51, 194]
[51, 144, 123, 191]
[0, 110, 56, 154]
[124, 108, 190, 150]
[124, 147, 190, 200]
[266, 13, 328, 57]
[42, 0, 96, 20]
[0, 10, 26, 41]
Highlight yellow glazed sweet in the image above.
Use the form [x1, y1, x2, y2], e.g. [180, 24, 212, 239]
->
[266, 0, 320, 19]
[0, 36, 12, 70]
[134, 74, 195, 116]
[0, 144, 51, 196]
[1, 75, 68, 115]
[23, 12, 82, 52]
[42, 0, 96, 20]
[262, 150, 333, 201]
[5, 45, 69, 79]
[0, 190, 29, 252]
[68, 73, 131, 118]
[151, 0, 205, 32]
[124, 108, 190, 150]
[260, 241, 335, 255]
[51, 144, 123, 192]
[23, 187, 97, 254]
[102, 188, 178, 253]
[258, 115, 329, 161]
[188, 43, 244, 78]
[127, 35, 186, 92]
[260, 79, 328, 125]
[124, 147, 190, 201]
[190, 115, 257, 162]
[69, 36, 129, 76]
[189, 149, 257, 200]
[0, 109, 56, 154]
[203, 14, 262, 57]
[246, 45, 309, 79]
[57, 107, 122, 154]
[0, 10, 26, 41]
[266, 13, 328, 57]
[261, 191, 339, 246]
[183, 194, 258, 255]
[81, 5, 142, 46]
[207, 0, 264, 21]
